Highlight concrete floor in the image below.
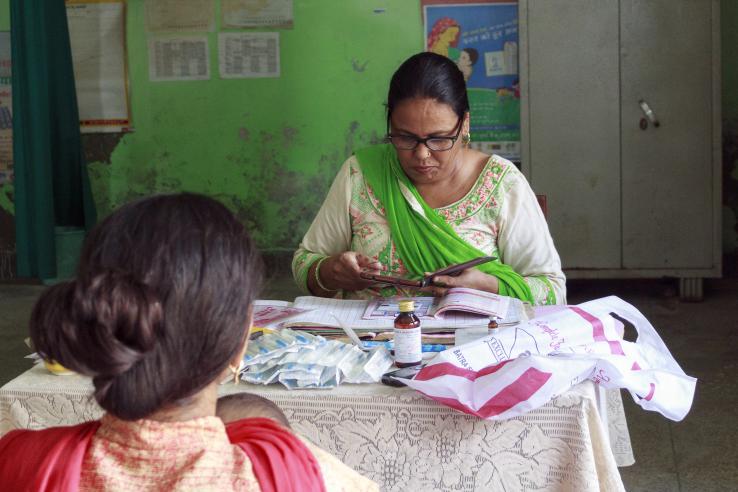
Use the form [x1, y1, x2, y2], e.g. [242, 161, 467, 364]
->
[1, 275, 737, 491]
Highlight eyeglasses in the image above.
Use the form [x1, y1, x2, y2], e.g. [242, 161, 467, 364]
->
[386, 117, 463, 152]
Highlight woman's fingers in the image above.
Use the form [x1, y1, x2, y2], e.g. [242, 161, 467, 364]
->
[317, 252, 384, 292]
[430, 286, 448, 297]
[323, 251, 391, 291]
[357, 254, 381, 267]
[431, 269, 500, 294]
[431, 274, 457, 288]
[356, 254, 383, 275]
[334, 252, 383, 288]
[341, 251, 361, 270]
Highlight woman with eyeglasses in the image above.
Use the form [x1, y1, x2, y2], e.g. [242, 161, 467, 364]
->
[292, 52, 565, 305]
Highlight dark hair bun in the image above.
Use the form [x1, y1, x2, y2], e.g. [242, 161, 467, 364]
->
[31, 271, 162, 384]
[29, 193, 262, 421]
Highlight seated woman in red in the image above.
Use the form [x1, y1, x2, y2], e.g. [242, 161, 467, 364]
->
[0, 193, 377, 492]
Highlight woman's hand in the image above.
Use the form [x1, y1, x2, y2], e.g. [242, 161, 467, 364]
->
[425, 268, 499, 297]
[310, 252, 382, 295]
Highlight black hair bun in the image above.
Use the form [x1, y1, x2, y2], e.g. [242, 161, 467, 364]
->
[31, 270, 163, 379]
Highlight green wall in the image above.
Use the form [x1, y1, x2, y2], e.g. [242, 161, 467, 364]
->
[1, 1, 737, 271]
[91, 0, 738, 259]
[89, 1, 423, 252]
[0, 0, 8, 30]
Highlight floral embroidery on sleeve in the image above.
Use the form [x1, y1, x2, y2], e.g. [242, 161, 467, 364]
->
[524, 276, 557, 306]
[292, 250, 324, 294]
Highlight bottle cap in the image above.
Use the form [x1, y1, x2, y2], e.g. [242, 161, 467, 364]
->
[398, 300, 414, 313]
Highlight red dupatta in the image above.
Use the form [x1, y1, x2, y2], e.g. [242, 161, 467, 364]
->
[0, 421, 101, 491]
[227, 417, 325, 492]
[0, 417, 325, 492]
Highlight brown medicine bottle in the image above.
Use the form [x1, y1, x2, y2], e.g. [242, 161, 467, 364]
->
[394, 300, 421, 368]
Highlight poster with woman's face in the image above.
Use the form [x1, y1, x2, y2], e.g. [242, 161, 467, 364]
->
[423, 1, 520, 161]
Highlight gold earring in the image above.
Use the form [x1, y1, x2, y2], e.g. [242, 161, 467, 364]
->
[463, 133, 471, 146]
[229, 364, 240, 385]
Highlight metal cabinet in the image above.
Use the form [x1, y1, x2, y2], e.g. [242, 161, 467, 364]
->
[519, 0, 721, 299]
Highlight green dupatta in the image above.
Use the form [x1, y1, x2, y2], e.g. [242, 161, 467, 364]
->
[355, 144, 534, 303]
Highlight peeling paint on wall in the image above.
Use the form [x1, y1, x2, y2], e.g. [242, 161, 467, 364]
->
[3, 0, 732, 281]
[282, 126, 297, 146]
[0, 183, 13, 215]
[76, 1, 424, 254]
[352, 59, 369, 72]
[344, 120, 360, 159]
[81, 134, 125, 165]
[0, 207, 15, 279]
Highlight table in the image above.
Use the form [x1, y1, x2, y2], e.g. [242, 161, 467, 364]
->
[1, 366, 634, 491]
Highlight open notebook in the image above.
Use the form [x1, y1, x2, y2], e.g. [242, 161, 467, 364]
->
[362, 288, 519, 320]
[253, 288, 531, 333]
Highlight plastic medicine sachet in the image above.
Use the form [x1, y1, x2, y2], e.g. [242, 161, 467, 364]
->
[241, 329, 393, 389]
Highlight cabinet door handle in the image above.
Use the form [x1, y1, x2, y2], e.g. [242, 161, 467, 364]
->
[638, 99, 660, 128]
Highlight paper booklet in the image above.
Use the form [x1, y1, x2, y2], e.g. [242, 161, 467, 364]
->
[254, 289, 531, 333]
[252, 301, 312, 327]
[363, 288, 517, 320]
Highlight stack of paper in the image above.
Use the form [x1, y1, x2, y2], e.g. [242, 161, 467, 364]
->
[253, 289, 530, 336]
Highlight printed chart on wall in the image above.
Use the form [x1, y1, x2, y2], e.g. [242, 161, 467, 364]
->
[219, 32, 280, 79]
[0, 31, 11, 185]
[422, 0, 520, 161]
[148, 36, 211, 82]
[66, 0, 131, 133]
[222, 0, 294, 29]
[145, 0, 215, 32]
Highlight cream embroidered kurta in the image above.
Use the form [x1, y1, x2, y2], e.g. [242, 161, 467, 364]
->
[79, 414, 378, 492]
[293, 154, 566, 305]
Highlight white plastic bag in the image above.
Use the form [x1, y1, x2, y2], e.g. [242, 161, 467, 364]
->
[402, 296, 696, 421]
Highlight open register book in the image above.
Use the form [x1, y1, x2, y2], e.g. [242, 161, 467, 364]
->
[253, 288, 532, 334]
[362, 287, 524, 321]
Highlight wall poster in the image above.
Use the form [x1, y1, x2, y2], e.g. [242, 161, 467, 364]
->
[148, 36, 211, 82]
[422, 0, 519, 161]
[66, 0, 132, 133]
[218, 32, 280, 79]
[145, 0, 215, 32]
[222, 0, 294, 29]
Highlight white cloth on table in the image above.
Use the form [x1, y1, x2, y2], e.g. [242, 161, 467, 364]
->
[1, 366, 633, 491]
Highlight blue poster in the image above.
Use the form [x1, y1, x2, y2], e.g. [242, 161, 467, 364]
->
[424, 2, 519, 160]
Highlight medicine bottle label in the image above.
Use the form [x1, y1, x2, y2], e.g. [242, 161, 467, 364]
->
[394, 327, 421, 364]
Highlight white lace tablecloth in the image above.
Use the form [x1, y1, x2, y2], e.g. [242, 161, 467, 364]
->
[0, 366, 633, 491]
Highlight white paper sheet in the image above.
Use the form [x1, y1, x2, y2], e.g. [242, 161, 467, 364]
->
[218, 32, 280, 79]
[145, 0, 215, 32]
[66, 1, 130, 132]
[149, 36, 210, 82]
[252, 301, 311, 327]
[284, 296, 491, 331]
[222, 0, 293, 28]
[362, 288, 514, 320]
